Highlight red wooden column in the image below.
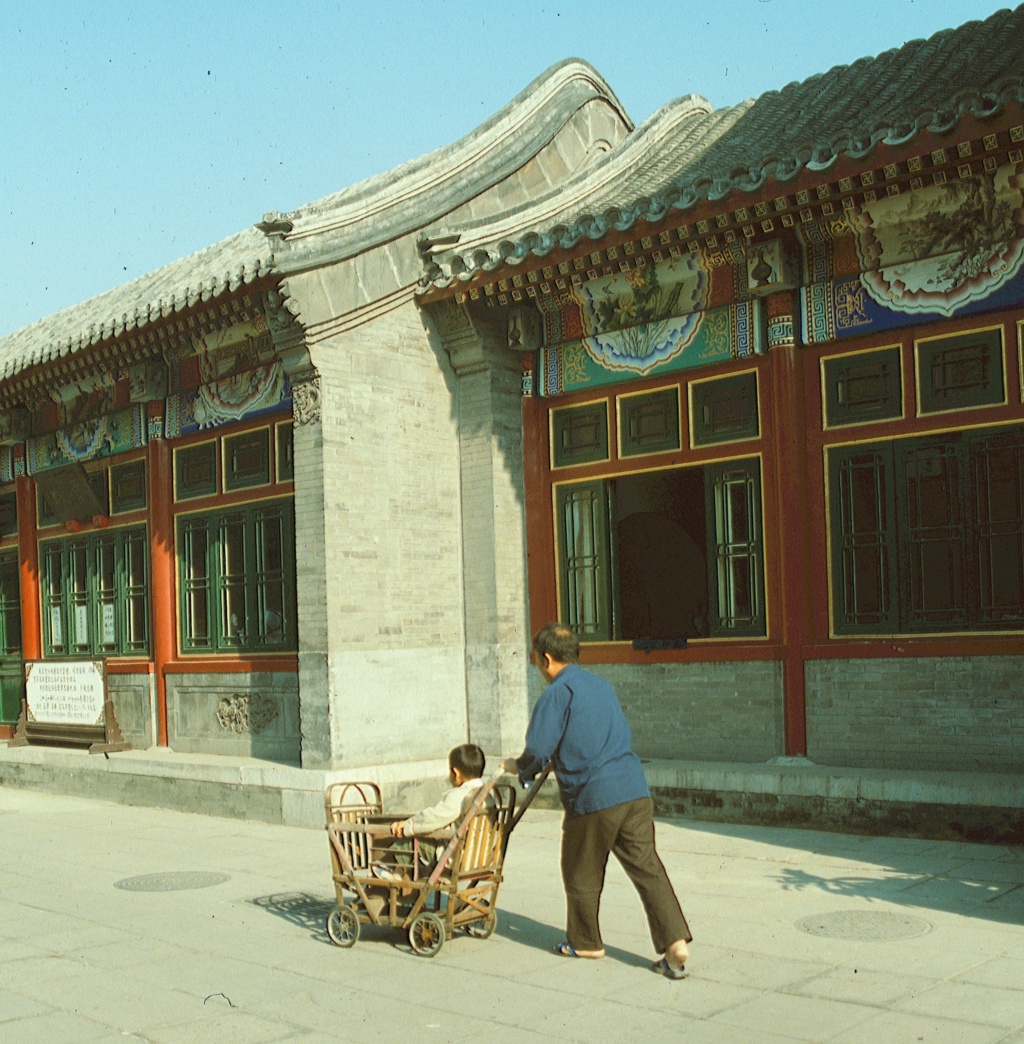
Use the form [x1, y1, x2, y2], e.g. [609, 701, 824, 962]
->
[767, 293, 811, 756]
[147, 438, 175, 746]
[16, 475, 41, 660]
[522, 371, 557, 634]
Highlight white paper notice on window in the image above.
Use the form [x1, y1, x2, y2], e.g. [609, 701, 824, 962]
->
[75, 604, 89, 644]
[50, 607, 63, 646]
[101, 602, 116, 646]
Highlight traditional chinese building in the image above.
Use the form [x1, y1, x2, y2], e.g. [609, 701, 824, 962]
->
[0, 61, 629, 784]
[1, 8, 1022, 833]
[417, 5, 1024, 829]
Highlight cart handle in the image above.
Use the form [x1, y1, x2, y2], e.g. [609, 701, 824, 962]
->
[507, 762, 553, 834]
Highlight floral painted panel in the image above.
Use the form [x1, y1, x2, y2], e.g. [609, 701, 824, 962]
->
[803, 168, 1024, 343]
[541, 300, 759, 396]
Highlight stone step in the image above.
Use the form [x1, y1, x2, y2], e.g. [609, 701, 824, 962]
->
[1, 743, 1020, 842]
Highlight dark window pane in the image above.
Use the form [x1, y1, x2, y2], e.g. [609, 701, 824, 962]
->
[615, 469, 708, 640]
[619, 387, 680, 457]
[224, 429, 271, 491]
[824, 347, 902, 427]
[692, 371, 759, 446]
[180, 519, 211, 649]
[974, 431, 1024, 625]
[277, 422, 294, 482]
[709, 465, 763, 632]
[552, 403, 609, 467]
[219, 514, 248, 644]
[918, 328, 1004, 413]
[900, 442, 965, 627]
[124, 530, 148, 652]
[0, 554, 20, 656]
[558, 483, 610, 639]
[37, 485, 59, 528]
[111, 460, 147, 514]
[0, 492, 17, 538]
[95, 535, 117, 651]
[176, 442, 218, 500]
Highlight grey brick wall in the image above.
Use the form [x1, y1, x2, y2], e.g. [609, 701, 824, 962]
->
[806, 656, 1024, 771]
[167, 672, 300, 763]
[592, 660, 784, 762]
[108, 674, 154, 750]
[299, 302, 469, 766]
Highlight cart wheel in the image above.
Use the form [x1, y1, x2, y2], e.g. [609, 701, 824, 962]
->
[467, 911, 497, 939]
[408, 911, 446, 957]
[326, 904, 360, 947]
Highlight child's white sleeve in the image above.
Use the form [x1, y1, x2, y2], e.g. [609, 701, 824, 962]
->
[407, 786, 469, 835]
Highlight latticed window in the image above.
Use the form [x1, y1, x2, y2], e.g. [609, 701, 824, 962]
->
[828, 425, 1024, 634]
[178, 499, 296, 653]
[555, 459, 765, 642]
[974, 430, 1024, 626]
[707, 462, 765, 634]
[0, 551, 21, 657]
[41, 527, 148, 656]
[832, 449, 896, 632]
[557, 482, 612, 641]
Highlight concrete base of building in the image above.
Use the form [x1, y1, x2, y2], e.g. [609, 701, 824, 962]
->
[1, 743, 1021, 842]
[0, 743, 453, 829]
[505, 758, 1024, 844]
[643, 758, 1024, 845]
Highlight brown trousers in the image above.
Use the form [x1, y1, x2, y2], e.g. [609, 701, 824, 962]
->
[561, 797, 692, 953]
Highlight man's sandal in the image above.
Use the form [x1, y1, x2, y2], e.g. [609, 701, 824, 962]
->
[554, 942, 605, 959]
[653, 957, 688, 980]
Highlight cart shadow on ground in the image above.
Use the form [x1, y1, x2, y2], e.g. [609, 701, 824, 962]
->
[245, 891, 651, 966]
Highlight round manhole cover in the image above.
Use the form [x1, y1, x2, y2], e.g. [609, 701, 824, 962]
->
[797, 909, 932, 941]
[114, 871, 230, 892]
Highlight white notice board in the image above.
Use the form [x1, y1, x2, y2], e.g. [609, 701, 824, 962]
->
[25, 660, 106, 726]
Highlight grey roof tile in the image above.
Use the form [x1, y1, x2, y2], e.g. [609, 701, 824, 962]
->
[0, 59, 628, 383]
[424, 5, 1024, 286]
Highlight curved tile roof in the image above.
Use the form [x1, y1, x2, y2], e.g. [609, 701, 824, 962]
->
[0, 59, 628, 382]
[423, 4, 1024, 287]
[0, 229, 275, 383]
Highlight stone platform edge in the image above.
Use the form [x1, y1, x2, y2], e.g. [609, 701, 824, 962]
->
[0, 744, 1021, 841]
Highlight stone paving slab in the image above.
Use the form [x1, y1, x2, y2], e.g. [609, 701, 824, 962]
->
[0, 787, 1022, 1042]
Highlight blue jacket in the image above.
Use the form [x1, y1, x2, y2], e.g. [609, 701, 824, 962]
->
[515, 663, 650, 817]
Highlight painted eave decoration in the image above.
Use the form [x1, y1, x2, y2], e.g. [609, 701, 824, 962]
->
[419, 4, 1024, 291]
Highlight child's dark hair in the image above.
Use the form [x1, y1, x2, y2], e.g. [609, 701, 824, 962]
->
[532, 622, 580, 664]
[449, 743, 485, 779]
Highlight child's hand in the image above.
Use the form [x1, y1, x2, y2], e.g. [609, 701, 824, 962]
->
[389, 820, 406, 837]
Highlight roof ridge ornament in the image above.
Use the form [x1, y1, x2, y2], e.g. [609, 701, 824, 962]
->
[255, 212, 295, 236]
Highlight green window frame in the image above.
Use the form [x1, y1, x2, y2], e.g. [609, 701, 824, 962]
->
[0, 550, 22, 658]
[40, 527, 149, 656]
[178, 499, 297, 653]
[556, 458, 765, 642]
[828, 424, 1024, 634]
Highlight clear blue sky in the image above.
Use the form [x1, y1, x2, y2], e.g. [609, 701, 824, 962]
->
[0, 0, 1013, 338]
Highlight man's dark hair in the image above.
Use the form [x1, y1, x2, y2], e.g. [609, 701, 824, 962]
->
[532, 622, 580, 664]
[449, 743, 485, 779]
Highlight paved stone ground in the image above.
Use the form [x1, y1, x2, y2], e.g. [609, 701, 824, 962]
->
[1, 787, 1022, 1042]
